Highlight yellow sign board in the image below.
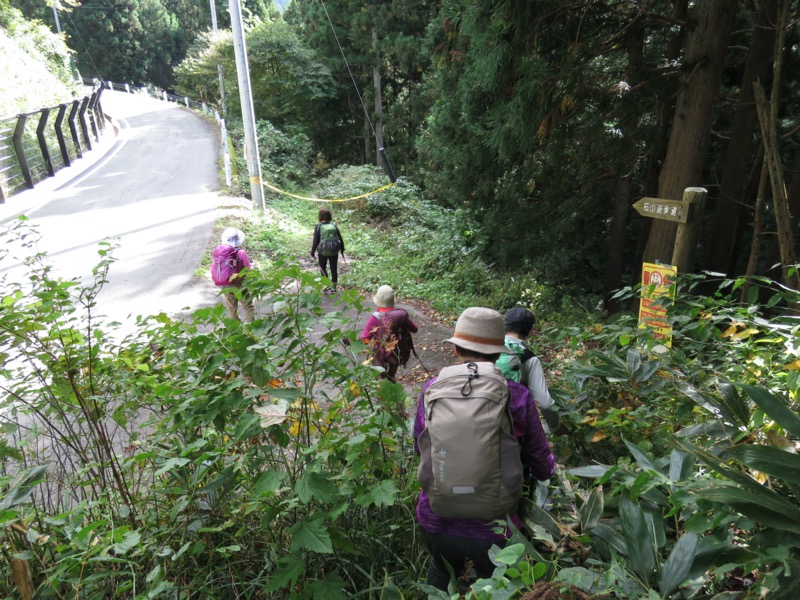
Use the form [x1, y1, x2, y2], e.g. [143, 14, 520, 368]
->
[638, 262, 677, 347]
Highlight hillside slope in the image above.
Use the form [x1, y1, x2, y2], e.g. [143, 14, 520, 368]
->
[0, 7, 79, 117]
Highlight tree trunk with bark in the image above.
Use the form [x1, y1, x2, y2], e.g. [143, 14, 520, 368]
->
[643, 0, 739, 266]
[634, 0, 688, 275]
[704, 0, 778, 276]
[604, 26, 644, 314]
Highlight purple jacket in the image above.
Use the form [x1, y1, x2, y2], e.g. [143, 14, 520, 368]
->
[413, 371, 555, 540]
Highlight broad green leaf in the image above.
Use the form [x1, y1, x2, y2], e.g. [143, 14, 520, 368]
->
[676, 439, 800, 523]
[727, 445, 800, 486]
[738, 384, 800, 437]
[588, 523, 628, 556]
[489, 542, 525, 565]
[307, 574, 350, 600]
[624, 439, 658, 473]
[519, 497, 562, 540]
[251, 469, 285, 496]
[687, 538, 756, 581]
[563, 465, 613, 479]
[367, 479, 398, 507]
[658, 532, 698, 596]
[717, 382, 751, 428]
[264, 556, 306, 593]
[290, 518, 333, 553]
[265, 387, 305, 401]
[699, 486, 800, 534]
[579, 486, 604, 531]
[233, 413, 260, 441]
[0, 465, 47, 510]
[155, 458, 190, 477]
[112, 530, 141, 555]
[619, 493, 656, 581]
[677, 382, 744, 427]
[295, 470, 339, 504]
[556, 567, 602, 592]
[626, 348, 642, 375]
[668, 449, 694, 482]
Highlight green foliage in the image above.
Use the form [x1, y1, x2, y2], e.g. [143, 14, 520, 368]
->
[0, 6, 78, 115]
[285, 0, 437, 168]
[274, 164, 579, 318]
[0, 219, 424, 597]
[175, 20, 335, 130]
[539, 271, 800, 597]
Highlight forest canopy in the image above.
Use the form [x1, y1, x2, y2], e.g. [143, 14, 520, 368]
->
[6, 0, 800, 305]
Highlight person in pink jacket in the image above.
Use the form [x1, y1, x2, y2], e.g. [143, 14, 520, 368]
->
[359, 285, 418, 383]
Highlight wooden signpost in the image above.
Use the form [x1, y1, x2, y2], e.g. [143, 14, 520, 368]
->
[634, 187, 707, 348]
[632, 197, 689, 223]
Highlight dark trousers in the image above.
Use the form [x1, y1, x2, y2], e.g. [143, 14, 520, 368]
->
[420, 529, 504, 591]
[373, 358, 399, 383]
[318, 254, 339, 284]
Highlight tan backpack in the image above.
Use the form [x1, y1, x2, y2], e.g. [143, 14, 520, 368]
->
[417, 361, 524, 520]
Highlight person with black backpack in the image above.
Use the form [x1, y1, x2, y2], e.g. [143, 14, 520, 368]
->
[310, 208, 345, 293]
[414, 307, 555, 591]
[359, 285, 418, 383]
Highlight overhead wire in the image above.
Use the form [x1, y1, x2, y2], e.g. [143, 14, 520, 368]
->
[260, 0, 395, 202]
[63, 10, 103, 79]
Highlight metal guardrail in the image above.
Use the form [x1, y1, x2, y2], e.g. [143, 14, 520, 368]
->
[0, 77, 231, 204]
[0, 80, 106, 203]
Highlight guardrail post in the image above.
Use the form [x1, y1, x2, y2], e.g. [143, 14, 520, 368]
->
[86, 93, 100, 142]
[54, 103, 71, 167]
[36, 108, 55, 177]
[106, 80, 112, 89]
[68, 99, 83, 158]
[78, 96, 92, 151]
[12, 114, 34, 190]
[125, 83, 130, 93]
[163, 90, 167, 102]
[184, 97, 189, 107]
[93, 86, 105, 131]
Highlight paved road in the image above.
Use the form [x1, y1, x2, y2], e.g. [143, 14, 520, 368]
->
[1, 90, 226, 332]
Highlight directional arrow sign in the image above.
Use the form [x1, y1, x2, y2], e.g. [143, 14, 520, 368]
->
[632, 197, 690, 223]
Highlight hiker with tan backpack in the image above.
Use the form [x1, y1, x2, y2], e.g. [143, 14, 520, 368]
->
[413, 307, 555, 591]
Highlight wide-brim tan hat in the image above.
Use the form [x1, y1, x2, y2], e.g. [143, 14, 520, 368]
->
[373, 285, 395, 308]
[444, 307, 513, 355]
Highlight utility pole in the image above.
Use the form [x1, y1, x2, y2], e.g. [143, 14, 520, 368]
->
[51, 2, 62, 33]
[209, 0, 227, 118]
[228, 0, 265, 211]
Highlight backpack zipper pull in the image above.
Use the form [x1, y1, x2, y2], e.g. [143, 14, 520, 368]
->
[461, 362, 479, 396]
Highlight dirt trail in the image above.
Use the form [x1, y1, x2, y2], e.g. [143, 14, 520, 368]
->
[298, 254, 457, 398]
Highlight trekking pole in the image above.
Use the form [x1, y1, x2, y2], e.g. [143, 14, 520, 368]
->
[340, 338, 377, 410]
[411, 346, 433, 377]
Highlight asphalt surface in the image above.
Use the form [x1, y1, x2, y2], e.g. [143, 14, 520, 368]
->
[1, 90, 230, 334]
[0, 89, 458, 396]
